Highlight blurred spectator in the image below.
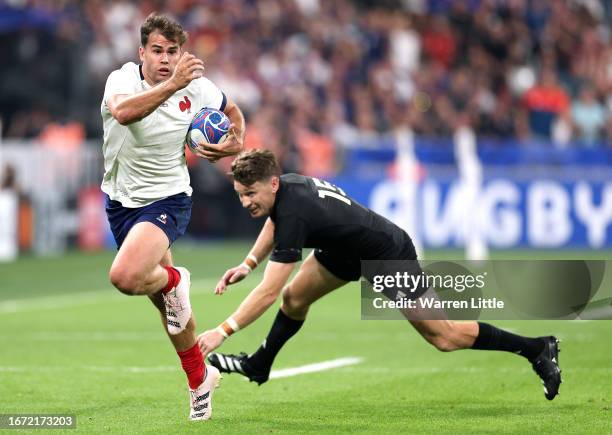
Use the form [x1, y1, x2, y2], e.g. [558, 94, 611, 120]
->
[0, 0, 611, 168]
[571, 85, 607, 145]
[521, 69, 570, 139]
[0, 164, 21, 260]
[389, 13, 420, 77]
[422, 15, 456, 69]
[0, 164, 33, 253]
[1, 164, 18, 192]
[39, 121, 85, 150]
[5, 109, 53, 139]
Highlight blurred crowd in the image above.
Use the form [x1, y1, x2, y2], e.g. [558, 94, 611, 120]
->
[1, 0, 611, 169]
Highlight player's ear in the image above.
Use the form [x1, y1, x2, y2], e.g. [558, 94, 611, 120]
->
[138, 46, 145, 62]
[270, 176, 280, 193]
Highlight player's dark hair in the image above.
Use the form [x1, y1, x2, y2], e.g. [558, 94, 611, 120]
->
[140, 13, 187, 47]
[231, 149, 280, 186]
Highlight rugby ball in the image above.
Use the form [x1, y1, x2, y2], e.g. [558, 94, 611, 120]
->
[186, 108, 230, 149]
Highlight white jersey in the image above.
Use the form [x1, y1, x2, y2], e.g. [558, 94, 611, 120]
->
[101, 62, 225, 207]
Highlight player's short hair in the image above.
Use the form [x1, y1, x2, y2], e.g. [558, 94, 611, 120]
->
[140, 13, 187, 47]
[231, 149, 280, 186]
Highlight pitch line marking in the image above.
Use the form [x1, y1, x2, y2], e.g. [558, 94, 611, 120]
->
[1, 364, 609, 375]
[0, 278, 218, 314]
[268, 357, 363, 379]
[0, 357, 364, 376]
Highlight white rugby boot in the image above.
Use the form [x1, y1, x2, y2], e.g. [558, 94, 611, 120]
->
[163, 267, 192, 335]
[189, 365, 221, 421]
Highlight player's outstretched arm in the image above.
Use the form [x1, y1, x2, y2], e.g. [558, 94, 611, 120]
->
[198, 260, 295, 357]
[215, 218, 275, 294]
[195, 96, 245, 162]
[107, 52, 204, 125]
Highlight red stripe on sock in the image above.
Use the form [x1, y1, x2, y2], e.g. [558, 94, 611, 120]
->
[162, 266, 181, 294]
[177, 343, 206, 389]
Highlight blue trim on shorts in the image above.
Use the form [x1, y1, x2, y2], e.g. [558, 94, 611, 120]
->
[105, 193, 192, 249]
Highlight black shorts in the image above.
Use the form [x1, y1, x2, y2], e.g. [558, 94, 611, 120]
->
[314, 241, 425, 300]
[314, 249, 362, 282]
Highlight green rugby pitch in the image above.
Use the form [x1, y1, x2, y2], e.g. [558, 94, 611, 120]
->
[0, 244, 610, 433]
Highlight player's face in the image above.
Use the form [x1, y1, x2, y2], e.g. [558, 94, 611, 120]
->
[234, 177, 279, 218]
[139, 31, 182, 85]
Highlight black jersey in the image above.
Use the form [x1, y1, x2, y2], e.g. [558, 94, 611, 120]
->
[269, 174, 414, 263]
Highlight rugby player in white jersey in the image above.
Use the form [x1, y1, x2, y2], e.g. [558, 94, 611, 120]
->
[100, 13, 244, 421]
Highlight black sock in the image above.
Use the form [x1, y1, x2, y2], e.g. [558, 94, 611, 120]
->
[248, 309, 304, 371]
[472, 322, 545, 361]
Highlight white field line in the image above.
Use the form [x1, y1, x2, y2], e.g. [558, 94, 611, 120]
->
[1, 363, 609, 376]
[269, 357, 363, 379]
[5, 331, 592, 343]
[0, 357, 365, 378]
[14, 332, 168, 341]
[0, 365, 178, 373]
[0, 278, 218, 314]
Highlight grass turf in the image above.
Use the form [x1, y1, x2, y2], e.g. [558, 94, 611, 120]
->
[0, 244, 610, 433]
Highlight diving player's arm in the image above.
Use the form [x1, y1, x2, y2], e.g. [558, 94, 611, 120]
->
[214, 217, 275, 294]
[198, 260, 295, 357]
[107, 52, 204, 125]
[231, 260, 295, 329]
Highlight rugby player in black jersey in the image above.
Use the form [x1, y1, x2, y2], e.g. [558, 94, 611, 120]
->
[197, 149, 562, 400]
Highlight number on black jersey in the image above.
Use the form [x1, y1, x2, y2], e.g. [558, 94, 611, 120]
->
[312, 177, 351, 205]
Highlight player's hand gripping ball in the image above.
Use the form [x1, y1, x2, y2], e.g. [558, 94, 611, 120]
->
[186, 108, 230, 150]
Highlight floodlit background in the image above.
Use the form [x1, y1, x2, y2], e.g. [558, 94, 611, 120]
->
[1, 0, 611, 256]
[0, 1, 611, 433]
